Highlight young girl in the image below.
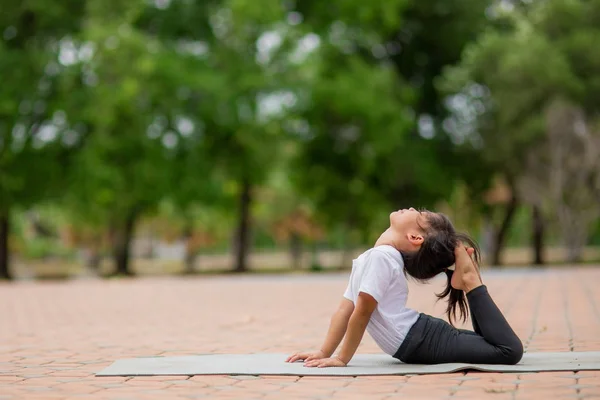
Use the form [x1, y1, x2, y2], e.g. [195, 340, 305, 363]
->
[286, 208, 523, 367]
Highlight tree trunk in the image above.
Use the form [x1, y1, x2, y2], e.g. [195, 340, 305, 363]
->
[557, 207, 588, 264]
[339, 224, 354, 270]
[0, 212, 10, 280]
[289, 232, 303, 269]
[310, 241, 322, 270]
[84, 233, 104, 274]
[339, 219, 358, 270]
[112, 211, 137, 276]
[481, 214, 495, 262]
[87, 248, 103, 270]
[183, 225, 197, 274]
[491, 192, 518, 267]
[142, 235, 155, 259]
[564, 217, 586, 264]
[184, 249, 197, 274]
[566, 246, 583, 263]
[532, 205, 545, 265]
[234, 178, 252, 272]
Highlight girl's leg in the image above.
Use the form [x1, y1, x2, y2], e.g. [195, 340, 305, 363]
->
[396, 248, 522, 365]
[466, 285, 521, 352]
[471, 315, 482, 335]
[397, 286, 523, 365]
[460, 313, 482, 336]
[454, 247, 520, 356]
[453, 246, 484, 336]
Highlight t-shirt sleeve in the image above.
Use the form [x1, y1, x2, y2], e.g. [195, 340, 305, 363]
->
[358, 251, 396, 303]
[343, 283, 353, 301]
[343, 267, 355, 301]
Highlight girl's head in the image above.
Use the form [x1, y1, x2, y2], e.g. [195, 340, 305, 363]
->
[389, 208, 481, 325]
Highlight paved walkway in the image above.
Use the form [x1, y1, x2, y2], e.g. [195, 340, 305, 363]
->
[1, 267, 600, 399]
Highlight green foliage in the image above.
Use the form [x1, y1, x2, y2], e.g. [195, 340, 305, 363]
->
[441, 0, 599, 174]
[2, 0, 600, 275]
[439, 0, 600, 261]
[296, 0, 407, 33]
[290, 55, 410, 233]
[63, 33, 173, 224]
[288, 0, 495, 239]
[0, 1, 85, 213]
[20, 237, 76, 261]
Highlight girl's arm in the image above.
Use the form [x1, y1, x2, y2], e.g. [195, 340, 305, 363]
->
[337, 292, 376, 364]
[319, 298, 355, 357]
[305, 292, 377, 367]
[286, 298, 354, 363]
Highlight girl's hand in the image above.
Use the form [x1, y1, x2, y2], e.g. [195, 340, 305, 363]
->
[303, 356, 347, 368]
[286, 350, 326, 363]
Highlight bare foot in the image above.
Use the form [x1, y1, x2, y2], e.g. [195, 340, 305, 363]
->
[451, 246, 483, 293]
[466, 247, 483, 283]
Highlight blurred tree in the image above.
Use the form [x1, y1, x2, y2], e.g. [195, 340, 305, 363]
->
[521, 98, 600, 263]
[441, 0, 600, 263]
[289, 51, 415, 264]
[143, 199, 232, 274]
[62, 0, 190, 275]
[287, 1, 405, 250]
[286, 0, 494, 258]
[164, 146, 229, 274]
[532, 0, 600, 258]
[441, 18, 562, 265]
[131, 0, 240, 273]
[383, 0, 514, 264]
[386, 0, 509, 264]
[0, 0, 85, 279]
[254, 166, 324, 269]
[136, 0, 298, 272]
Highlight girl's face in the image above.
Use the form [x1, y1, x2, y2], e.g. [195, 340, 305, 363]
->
[389, 208, 429, 251]
[390, 208, 423, 231]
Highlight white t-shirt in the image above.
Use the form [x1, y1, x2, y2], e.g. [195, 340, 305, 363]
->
[343, 245, 420, 355]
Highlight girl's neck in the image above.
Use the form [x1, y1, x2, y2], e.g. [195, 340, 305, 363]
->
[375, 228, 400, 250]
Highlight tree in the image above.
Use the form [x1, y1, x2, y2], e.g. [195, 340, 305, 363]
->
[285, 0, 494, 259]
[137, 0, 299, 272]
[62, 0, 192, 275]
[521, 98, 600, 262]
[441, 0, 600, 263]
[157, 142, 230, 274]
[289, 52, 417, 263]
[0, 0, 85, 279]
[254, 166, 324, 269]
[531, 0, 600, 261]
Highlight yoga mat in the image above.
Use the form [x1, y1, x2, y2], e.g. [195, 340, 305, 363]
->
[97, 352, 600, 377]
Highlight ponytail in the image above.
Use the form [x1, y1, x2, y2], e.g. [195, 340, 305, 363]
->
[401, 212, 481, 327]
[436, 232, 481, 326]
[436, 268, 468, 326]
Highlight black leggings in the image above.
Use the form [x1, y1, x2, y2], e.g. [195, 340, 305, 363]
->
[394, 285, 523, 365]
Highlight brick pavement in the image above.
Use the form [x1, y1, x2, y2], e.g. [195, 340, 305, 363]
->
[1, 267, 600, 399]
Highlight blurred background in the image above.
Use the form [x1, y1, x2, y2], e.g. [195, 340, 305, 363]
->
[1, 0, 599, 280]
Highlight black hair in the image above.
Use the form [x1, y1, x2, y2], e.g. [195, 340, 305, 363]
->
[400, 212, 481, 326]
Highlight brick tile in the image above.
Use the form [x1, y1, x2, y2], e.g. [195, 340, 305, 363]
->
[54, 383, 102, 394]
[1, 268, 599, 399]
[188, 375, 237, 384]
[87, 377, 130, 383]
[14, 377, 64, 387]
[48, 371, 94, 378]
[0, 376, 24, 383]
